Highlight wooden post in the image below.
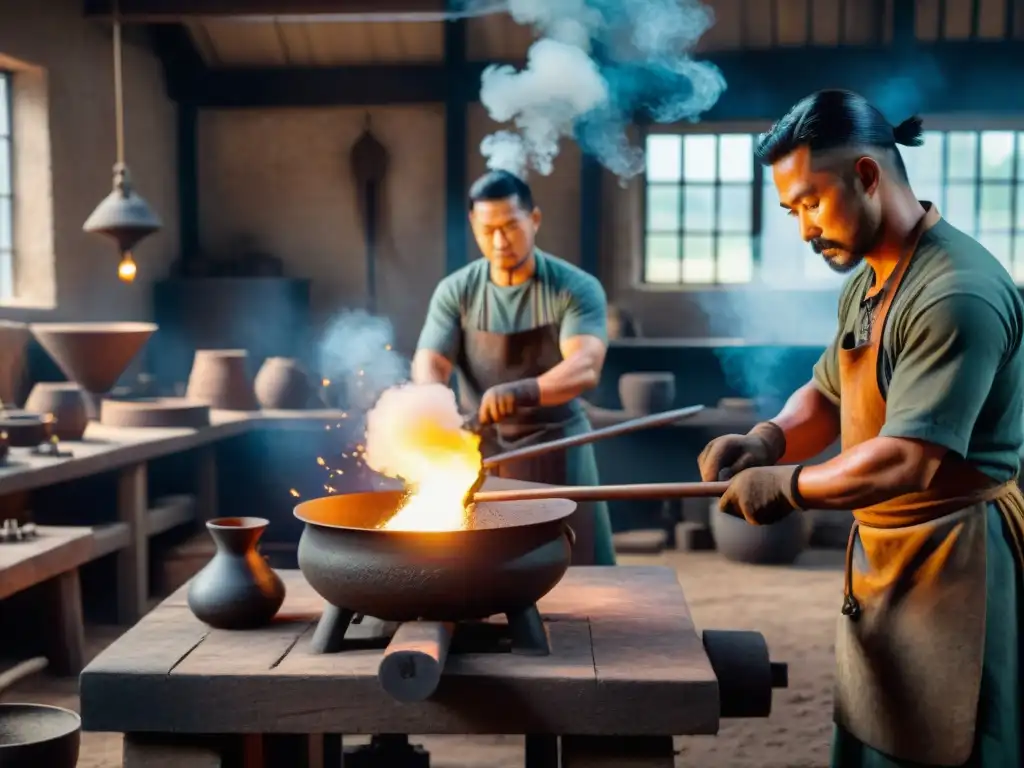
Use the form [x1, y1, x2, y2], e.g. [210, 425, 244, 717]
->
[40, 569, 85, 675]
[117, 462, 149, 623]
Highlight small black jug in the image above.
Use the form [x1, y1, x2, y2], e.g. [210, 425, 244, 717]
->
[187, 517, 286, 629]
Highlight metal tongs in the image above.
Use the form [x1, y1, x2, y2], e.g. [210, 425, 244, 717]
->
[460, 404, 706, 507]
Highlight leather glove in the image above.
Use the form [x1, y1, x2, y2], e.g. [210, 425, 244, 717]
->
[698, 421, 787, 482]
[478, 379, 541, 425]
[719, 465, 805, 525]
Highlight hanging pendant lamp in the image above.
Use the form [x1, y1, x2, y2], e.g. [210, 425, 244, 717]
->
[83, 0, 161, 283]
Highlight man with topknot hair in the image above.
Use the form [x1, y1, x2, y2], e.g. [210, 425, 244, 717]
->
[698, 90, 1024, 767]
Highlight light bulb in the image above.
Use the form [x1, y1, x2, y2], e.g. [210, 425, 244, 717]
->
[118, 251, 137, 283]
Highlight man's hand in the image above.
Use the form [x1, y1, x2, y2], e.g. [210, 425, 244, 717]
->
[719, 465, 803, 525]
[698, 421, 787, 481]
[478, 379, 541, 425]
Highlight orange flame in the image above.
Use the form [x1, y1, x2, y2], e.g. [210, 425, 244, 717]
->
[363, 385, 482, 532]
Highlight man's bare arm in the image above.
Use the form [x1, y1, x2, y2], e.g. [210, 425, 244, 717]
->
[411, 349, 453, 386]
[770, 381, 842, 463]
[536, 334, 607, 406]
[797, 436, 946, 509]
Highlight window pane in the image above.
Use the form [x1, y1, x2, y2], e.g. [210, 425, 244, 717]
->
[0, 249, 11, 300]
[981, 131, 1015, 180]
[0, 76, 8, 137]
[717, 185, 752, 233]
[646, 185, 680, 231]
[683, 135, 717, 182]
[979, 233, 1012, 272]
[979, 183, 1013, 230]
[903, 132, 945, 185]
[945, 183, 977, 234]
[717, 235, 753, 283]
[1016, 184, 1024, 229]
[1018, 132, 1024, 181]
[1013, 237, 1024, 284]
[0, 139, 9, 196]
[0, 197, 10, 251]
[645, 135, 682, 182]
[683, 184, 716, 232]
[718, 134, 753, 182]
[645, 234, 681, 283]
[682, 235, 714, 283]
[947, 132, 978, 181]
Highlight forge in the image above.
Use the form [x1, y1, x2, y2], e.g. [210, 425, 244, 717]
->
[29, 322, 157, 420]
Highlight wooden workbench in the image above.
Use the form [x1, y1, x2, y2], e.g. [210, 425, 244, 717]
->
[81, 566, 720, 767]
[0, 409, 352, 629]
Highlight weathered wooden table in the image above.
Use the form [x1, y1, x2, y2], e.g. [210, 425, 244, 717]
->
[81, 566, 720, 767]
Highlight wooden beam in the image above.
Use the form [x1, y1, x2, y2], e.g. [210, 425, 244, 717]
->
[444, 10, 469, 276]
[84, 0, 444, 22]
[172, 41, 1024, 119]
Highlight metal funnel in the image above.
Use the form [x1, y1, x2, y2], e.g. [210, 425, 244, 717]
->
[29, 322, 157, 395]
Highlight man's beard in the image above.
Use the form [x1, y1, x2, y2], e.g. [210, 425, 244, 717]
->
[811, 238, 864, 274]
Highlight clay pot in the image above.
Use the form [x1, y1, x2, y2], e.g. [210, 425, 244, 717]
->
[618, 372, 676, 415]
[0, 321, 29, 408]
[24, 383, 89, 441]
[254, 357, 312, 410]
[186, 350, 258, 411]
[187, 517, 286, 629]
[709, 502, 813, 566]
[0, 413, 55, 448]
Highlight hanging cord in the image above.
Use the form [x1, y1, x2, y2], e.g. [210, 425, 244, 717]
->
[113, 0, 125, 167]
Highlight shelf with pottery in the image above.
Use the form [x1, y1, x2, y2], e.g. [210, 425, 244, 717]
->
[0, 323, 346, 636]
[0, 493, 206, 676]
[0, 409, 347, 497]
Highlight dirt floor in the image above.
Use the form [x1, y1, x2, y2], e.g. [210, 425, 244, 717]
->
[1, 549, 845, 768]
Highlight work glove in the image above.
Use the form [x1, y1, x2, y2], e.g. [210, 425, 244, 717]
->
[478, 379, 541, 425]
[719, 465, 804, 525]
[698, 421, 787, 482]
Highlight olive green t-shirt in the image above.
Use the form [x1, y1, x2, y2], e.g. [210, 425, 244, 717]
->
[812, 215, 1024, 482]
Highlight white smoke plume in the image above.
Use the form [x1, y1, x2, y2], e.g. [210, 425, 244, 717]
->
[316, 310, 409, 414]
[474, 0, 727, 179]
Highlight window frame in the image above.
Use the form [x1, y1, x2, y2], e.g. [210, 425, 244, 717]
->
[0, 70, 13, 301]
[639, 127, 764, 287]
[640, 121, 1024, 290]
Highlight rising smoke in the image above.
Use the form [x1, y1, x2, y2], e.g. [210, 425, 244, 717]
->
[472, 0, 726, 179]
[317, 310, 410, 415]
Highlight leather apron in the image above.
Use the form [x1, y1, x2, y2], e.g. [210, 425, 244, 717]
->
[455, 286, 598, 565]
[833, 207, 1023, 765]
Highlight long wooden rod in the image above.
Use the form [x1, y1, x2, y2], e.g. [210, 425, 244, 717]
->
[482, 405, 704, 468]
[472, 480, 730, 504]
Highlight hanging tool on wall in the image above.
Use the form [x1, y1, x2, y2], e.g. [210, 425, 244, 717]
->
[349, 114, 390, 314]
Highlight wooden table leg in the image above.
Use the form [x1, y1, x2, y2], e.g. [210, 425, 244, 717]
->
[39, 569, 85, 676]
[117, 462, 148, 624]
[561, 736, 675, 767]
[196, 445, 218, 524]
[123, 733, 223, 767]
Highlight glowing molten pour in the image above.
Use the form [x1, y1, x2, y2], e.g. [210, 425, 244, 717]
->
[363, 384, 482, 532]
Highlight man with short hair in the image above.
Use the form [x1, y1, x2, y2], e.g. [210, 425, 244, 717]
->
[697, 90, 1024, 767]
[413, 169, 616, 565]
